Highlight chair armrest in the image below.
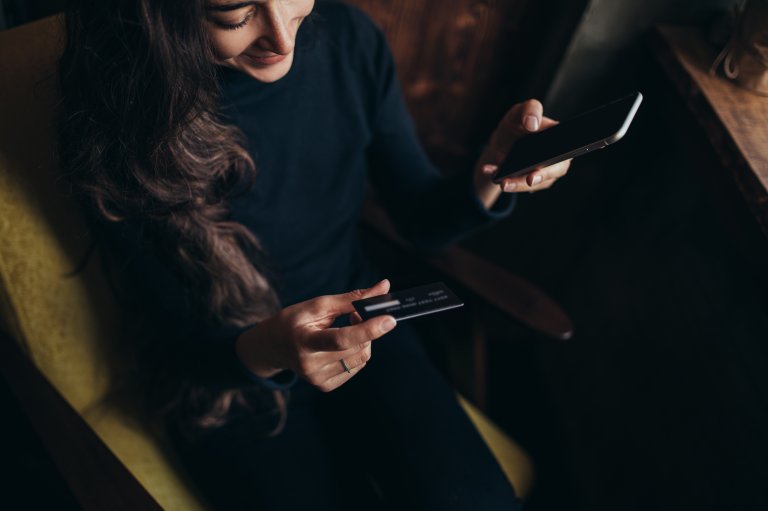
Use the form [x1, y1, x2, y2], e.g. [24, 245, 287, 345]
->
[361, 200, 573, 341]
[0, 330, 163, 511]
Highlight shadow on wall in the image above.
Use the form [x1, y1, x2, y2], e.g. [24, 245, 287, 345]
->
[544, 0, 740, 117]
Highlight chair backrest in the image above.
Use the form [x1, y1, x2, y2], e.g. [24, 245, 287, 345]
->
[0, 16, 207, 511]
[0, 14, 123, 414]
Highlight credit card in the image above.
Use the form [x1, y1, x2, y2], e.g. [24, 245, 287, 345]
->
[352, 282, 464, 322]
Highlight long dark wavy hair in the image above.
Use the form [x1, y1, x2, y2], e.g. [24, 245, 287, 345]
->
[57, 0, 283, 434]
[59, 0, 280, 325]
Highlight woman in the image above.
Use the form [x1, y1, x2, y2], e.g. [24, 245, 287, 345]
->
[58, 0, 570, 509]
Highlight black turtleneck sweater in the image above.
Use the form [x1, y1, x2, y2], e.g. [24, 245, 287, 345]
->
[97, 1, 515, 399]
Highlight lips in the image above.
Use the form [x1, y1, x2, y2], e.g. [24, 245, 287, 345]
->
[244, 53, 288, 66]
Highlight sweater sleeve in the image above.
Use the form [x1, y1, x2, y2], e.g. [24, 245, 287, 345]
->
[349, 7, 516, 253]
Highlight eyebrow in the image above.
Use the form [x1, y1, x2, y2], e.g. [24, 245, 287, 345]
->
[205, 2, 258, 12]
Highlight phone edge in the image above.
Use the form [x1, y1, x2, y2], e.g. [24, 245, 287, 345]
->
[603, 92, 643, 145]
[491, 91, 644, 184]
[491, 141, 606, 183]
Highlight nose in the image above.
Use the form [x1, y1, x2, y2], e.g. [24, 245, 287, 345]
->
[257, 3, 295, 55]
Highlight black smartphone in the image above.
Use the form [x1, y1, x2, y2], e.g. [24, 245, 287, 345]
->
[492, 92, 643, 183]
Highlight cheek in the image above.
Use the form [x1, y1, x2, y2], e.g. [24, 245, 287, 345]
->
[209, 31, 252, 60]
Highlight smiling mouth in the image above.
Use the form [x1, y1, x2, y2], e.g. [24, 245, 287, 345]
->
[244, 53, 288, 66]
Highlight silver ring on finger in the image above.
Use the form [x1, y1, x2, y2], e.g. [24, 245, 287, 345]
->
[339, 358, 351, 374]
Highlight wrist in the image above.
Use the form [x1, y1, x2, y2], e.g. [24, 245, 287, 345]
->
[474, 164, 503, 210]
[235, 327, 282, 379]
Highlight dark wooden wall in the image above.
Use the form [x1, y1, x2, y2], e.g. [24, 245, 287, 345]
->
[350, 4, 768, 511]
[346, 0, 579, 172]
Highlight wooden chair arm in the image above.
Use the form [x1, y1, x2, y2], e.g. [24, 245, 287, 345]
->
[0, 329, 163, 511]
[361, 200, 574, 341]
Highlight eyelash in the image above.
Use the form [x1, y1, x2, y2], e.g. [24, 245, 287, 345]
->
[218, 11, 255, 30]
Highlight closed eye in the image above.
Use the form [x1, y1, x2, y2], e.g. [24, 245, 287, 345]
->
[209, 9, 256, 30]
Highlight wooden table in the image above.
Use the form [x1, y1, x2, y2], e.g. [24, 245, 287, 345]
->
[652, 25, 768, 237]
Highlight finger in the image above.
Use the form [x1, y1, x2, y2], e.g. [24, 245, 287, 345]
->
[486, 113, 557, 171]
[525, 159, 571, 187]
[348, 311, 363, 325]
[337, 315, 396, 349]
[527, 177, 557, 192]
[302, 340, 372, 388]
[499, 160, 570, 193]
[310, 315, 397, 352]
[318, 341, 372, 376]
[314, 361, 366, 393]
[520, 98, 544, 133]
[485, 99, 546, 164]
[313, 279, 391, 317]
[481, 164, 499, 176]
[542, 158, 571, 177]
[539, 116, 559, 130]
[498, 174, 528, 193]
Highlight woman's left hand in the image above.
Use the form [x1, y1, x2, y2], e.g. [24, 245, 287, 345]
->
[474, 99, 571, 208]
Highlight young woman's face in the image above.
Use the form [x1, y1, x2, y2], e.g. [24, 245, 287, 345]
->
[204, 0, 315, 83]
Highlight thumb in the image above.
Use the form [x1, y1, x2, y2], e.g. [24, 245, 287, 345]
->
[520, 98, 543, 133]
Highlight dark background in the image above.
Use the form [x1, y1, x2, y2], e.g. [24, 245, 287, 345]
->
[2, 1, 766, 510]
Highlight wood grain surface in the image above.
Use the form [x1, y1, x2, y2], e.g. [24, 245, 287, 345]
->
[362, 200, 574, 341]
[347, 0, 536, 172]
[653, 25, 768, 236]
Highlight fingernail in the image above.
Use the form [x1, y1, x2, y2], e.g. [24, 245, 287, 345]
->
[504, 182, 517, 192]
[381, 316, 397, 333]
[531, 175, 543, 186]
[482, 164, 498, 174]
[524, 115, 539, 132]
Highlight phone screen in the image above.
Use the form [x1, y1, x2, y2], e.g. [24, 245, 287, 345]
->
[494, 92, 642, 182]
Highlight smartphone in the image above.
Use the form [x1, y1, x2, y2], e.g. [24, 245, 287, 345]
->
[492, 92, 643, 183]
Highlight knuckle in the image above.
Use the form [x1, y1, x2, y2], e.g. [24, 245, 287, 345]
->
[366, 322, 382, 340]
[314, 296, 332, 311]
[358, 325, 383, 342]
[296, 357, 314, 376]
[332, 333, 349, 351]
[360, 348, 372, 364]
[347, 288, 366, 299]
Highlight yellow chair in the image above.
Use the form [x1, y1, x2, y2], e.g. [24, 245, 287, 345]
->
[0, 14, 569, 509]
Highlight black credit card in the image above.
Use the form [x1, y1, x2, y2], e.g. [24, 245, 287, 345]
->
[352, 282, 464, 322]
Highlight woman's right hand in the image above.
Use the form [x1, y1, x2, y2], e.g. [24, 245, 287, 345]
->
[235, 279, 397, 392]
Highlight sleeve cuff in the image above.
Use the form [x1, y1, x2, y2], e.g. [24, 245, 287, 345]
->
[235, 353, 299, 391]
[466, 171, 517, 220]
[219, 326, 299, 391]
